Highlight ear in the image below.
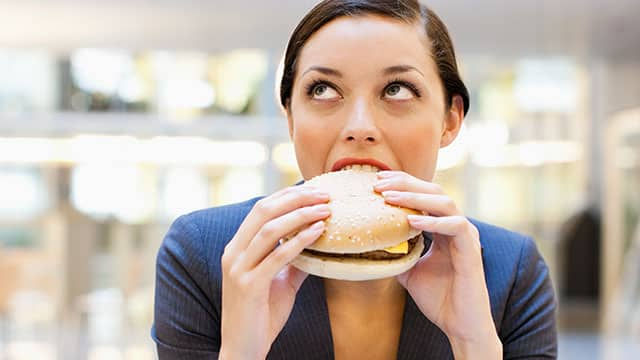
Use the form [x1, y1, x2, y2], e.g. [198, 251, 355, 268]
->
[440, 95, 465, 148]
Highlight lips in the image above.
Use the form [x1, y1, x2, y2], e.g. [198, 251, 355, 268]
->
[331, 157, 392, 172]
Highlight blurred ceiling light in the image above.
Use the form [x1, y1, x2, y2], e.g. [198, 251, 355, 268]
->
[467, 122, 510, 148]
[272, 142, 298, 172]
[0, 137, 266, 166]
[71, 164, 155, 223]
[0, 49, 57, 114]
[71, 48, 134, 95]
[150, 51, 213, 116]
[117, 76, 146, 103]
[472, 141, 582, 167]
[213, 49, 267, 113]
[146, 137, 266, 166]
[0, 169, 48, 220]
[69, 135, 139, 163]
[218, 168, 264, 205]
[163, 79, 215, 109]
[514, 58, 578, 113]
[160, 167, 209, 221]
[0, 137, 60, 163]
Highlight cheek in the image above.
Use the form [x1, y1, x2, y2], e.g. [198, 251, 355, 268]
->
[386, 120, 442, 179]
[291, 110, 337, 178]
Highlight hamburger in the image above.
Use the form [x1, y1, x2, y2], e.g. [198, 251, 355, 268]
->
[288, 166, 424, 281]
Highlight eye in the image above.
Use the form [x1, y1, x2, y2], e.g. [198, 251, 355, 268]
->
[307, 82, 340, 100]
[384, 83, 415, 100]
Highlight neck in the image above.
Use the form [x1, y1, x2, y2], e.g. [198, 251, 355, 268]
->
[323, 277, 406, 308]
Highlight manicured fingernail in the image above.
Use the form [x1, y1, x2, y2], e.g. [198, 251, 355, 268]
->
[382, 190, 400, 199]
[408, 215, 433, 224]
[374, 179, 391, 189]
[312, 204, 330, 215]
[377, 171, 395, 178]
[309, 220, 325, 232]
[312, 190, 330, 198]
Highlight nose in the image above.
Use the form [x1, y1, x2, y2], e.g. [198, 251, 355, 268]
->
[342, 98, 380, 144]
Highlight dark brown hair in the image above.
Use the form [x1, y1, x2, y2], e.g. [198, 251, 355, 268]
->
[279, 0, 470, 116]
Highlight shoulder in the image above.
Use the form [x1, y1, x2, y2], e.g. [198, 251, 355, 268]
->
[158, 196, 264, 286]
[468, 217, 541, 272]
[467, 217, 542, 284]
[466, 219, 557, 356]
[168, 195, 264, 258]
[175, 196, 263, 241]
[178, 196, 263, 231]
[467, 218, 555, 333]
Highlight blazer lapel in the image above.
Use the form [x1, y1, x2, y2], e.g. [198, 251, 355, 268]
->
[396, 231, 453, 359]
[396, 294, 453, 360]
[268, 275, 335, 359]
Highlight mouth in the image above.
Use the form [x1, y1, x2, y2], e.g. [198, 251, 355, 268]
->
[331, 158, 392, 172]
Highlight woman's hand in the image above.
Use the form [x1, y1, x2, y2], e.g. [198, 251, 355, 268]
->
[219, 185, 331, 359]
[374, 171, 502, 359]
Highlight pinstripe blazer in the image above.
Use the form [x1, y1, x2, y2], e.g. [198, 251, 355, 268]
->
[152, 196, 557, 359]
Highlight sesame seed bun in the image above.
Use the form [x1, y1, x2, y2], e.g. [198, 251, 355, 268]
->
[288, 169, 424, 281]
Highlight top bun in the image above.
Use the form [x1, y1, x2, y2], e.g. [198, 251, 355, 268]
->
[303, 169, 421, 253]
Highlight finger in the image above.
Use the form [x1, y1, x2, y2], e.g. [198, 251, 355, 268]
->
[258, 220, 325, 280]
[274, 264, 309, 294]
[407, 215, 481, 255]
[238, 204, 331, 270]
[225, 186, 329, 256]
[381, 191, 459, 216]
[374, 171, 444, 195]
[407, 214, 467, 236]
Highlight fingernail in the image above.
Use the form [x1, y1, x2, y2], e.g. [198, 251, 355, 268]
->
[312, 190, 330, 198]
[309, 220, 325, 232]
[313, 204, 331, 215]
[298, 186, 316, 193]
[408, 215, 433, 224]
[374, 179, 391, 189]
[377, 171, 395, 178]
[382, 190, 400, 199]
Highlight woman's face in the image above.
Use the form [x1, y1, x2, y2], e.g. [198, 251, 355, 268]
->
[287, 15, 463, 181]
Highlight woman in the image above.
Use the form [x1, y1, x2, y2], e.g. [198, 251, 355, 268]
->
[152, 1, 557, 359]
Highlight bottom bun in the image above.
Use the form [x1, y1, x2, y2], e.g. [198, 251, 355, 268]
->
[291, 234, 425, 281]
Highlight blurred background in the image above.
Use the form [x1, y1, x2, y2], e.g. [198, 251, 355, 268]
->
[0, 0, 638, 359]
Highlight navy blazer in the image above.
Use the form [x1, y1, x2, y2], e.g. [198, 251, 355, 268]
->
[152, 196, 557, 359]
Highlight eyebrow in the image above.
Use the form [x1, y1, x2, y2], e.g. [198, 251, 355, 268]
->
[302, 66, 343, 78]
[301, 64, 424, 78]
[383, 65, 425, 78]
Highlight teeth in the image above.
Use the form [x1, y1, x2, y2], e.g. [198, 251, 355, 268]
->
[341, 164, 380, 172]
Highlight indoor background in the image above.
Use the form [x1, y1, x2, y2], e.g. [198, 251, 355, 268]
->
[0, 0, 639, 359]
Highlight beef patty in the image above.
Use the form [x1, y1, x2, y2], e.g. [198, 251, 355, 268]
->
[302, 234, 421, 260]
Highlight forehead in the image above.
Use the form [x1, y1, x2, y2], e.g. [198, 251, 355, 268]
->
[296, 15, 435, 77]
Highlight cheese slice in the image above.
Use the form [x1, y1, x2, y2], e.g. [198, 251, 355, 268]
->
[383, 241, 408, 254]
